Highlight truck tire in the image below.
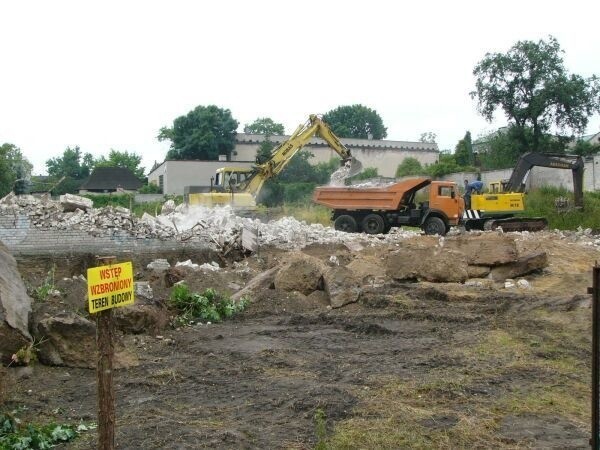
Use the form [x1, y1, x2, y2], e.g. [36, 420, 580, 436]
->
[334, 215, 358, 233]
[423, 216, 446, 236]
[361, 214, 385, 234]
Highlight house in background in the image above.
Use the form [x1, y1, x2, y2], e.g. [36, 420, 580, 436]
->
[78, 167, 143, 194]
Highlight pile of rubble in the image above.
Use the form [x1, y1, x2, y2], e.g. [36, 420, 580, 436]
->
[0, 193, 420, 251]
[3, 192, 600, 252]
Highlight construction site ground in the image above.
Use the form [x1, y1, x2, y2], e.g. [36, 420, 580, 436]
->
[2, 230, 598, 449]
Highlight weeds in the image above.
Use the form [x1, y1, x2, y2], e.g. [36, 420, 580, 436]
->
[314, 408, 328, 450]
[169, 284, 248, 327]
[0, 412, 95, 449]
[31, 265, 58, 302]
[9, 338, 47, 367]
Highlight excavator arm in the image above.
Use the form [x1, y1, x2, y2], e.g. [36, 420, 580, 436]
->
[238, 115, 361, 197]
[504, 153, 584, 208]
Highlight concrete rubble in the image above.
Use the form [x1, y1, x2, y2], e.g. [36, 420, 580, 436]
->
[2, 192, 600, 256]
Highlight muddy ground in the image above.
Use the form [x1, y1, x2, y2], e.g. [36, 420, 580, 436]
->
[2, 232, 598, 449]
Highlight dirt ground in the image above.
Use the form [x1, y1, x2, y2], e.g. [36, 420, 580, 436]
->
[2, 232, 599, 449]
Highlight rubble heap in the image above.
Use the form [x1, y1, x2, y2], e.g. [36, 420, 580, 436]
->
[0, 193, 420, 250]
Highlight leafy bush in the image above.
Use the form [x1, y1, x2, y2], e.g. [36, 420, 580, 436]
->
[169, 284, 247, 326]
[0, 413, 93, 449]
[396, 157, 424, 177]
[138, 183, 162, 194]
[282, 182, 317, 204]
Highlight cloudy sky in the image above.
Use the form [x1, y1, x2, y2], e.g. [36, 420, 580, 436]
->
[1, 0, 599, 175]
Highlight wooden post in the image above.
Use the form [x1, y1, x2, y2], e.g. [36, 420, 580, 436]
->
[95, 256, 116, 450]
[590, 262, 600, 450]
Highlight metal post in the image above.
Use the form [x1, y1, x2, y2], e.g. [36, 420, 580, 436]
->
[95, 256, 117, 450]
[590, 263, 600, 450]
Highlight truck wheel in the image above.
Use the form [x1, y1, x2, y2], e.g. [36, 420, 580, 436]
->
[361, 214, 385, 234]
[334, 215, 358, 233]
[423, 216, 446, 236]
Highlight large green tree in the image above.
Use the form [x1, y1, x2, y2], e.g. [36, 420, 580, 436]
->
[454, 131, 473, 166]
[45, 146, 95, 194]
[243, 117, 285, 136]
[471, 36, 600, 153]
[95, 149, 145, 179]
[158, 105, 239, 160]
[323, 104, 387, 139]
[0, 143, 33, 197]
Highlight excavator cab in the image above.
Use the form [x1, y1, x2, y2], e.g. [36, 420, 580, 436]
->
[214, 167, 254, 191]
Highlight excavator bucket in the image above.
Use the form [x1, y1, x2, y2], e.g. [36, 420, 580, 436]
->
[344, 157, 363, 177]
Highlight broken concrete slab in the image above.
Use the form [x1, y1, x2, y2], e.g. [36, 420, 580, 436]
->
[445, 234, 518, 265]
[0, 242, 32, 363]
[467, 265, 491, 279]
[490, 252, 548, 281]
[231, 267, 279, 302]
[323, 266, 362, 308]
[274, 254, 326, 295]
[60, 193, 93, 212]
[35, 312, 138, 369]
[114, 304, 169, 335]
[385, 247, 469, 283]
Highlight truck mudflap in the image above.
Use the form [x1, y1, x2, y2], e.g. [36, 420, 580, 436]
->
[486, 217, 549, 232]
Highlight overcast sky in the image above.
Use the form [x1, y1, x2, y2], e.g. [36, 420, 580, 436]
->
[1, 0, 599, 175]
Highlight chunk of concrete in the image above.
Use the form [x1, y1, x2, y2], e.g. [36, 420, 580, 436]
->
[231, 267, 279, 302]
[0, 242, 32, 363]
[60, 193, 93, 212]
[490, 252, 548, 281]
[274, 254, 326, 295]
[445, 234, 518, 265]
[467, 265, 491, 278]
[323, 266, 362, 309]
[385, 247, 469, 283]
[35, 312, 137, 369]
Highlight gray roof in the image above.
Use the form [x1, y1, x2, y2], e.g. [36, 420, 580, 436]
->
[80, 167, 143, 190]
[235, 133, 438, 152]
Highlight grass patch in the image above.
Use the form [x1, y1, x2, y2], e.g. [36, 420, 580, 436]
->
[325, 308, 590, 448]
[521, 186, 600, 229]
[169, 284, 248, 327]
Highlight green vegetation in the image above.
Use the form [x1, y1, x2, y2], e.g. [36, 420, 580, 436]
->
[471, 36, 600, 155]
[31, 265, 57, 302]
[80, 193, 183, 217]
[520, 186, 600, 229]
[169, 284, 248, 327]
[314, 408, 328, 450]
[323, 104, 387, 140]
[158, 105, 239, 161]
[0, 413, 94, 449]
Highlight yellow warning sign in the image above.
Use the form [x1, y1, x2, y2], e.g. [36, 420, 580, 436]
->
[87, 262, 134, 313]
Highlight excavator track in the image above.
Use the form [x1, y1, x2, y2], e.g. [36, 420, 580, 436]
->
[486, 217, 549, 232]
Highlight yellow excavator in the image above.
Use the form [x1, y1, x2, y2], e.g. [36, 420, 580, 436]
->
[464, 152, 584, 231]
[187, 115, 363, 208]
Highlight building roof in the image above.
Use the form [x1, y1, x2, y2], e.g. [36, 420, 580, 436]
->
[79, 167, 143, 190]
[235, 133, 439, 152]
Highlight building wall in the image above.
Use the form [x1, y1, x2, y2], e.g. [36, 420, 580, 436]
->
[0, 212, 212, 256]
[147, 160, 254, 195]
[233, 134, 438, 178]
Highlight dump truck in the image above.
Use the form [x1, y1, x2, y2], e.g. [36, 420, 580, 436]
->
[313, 177, 464, 236]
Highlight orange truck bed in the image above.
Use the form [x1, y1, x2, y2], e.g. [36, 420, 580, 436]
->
[313, 177, 431, 210]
